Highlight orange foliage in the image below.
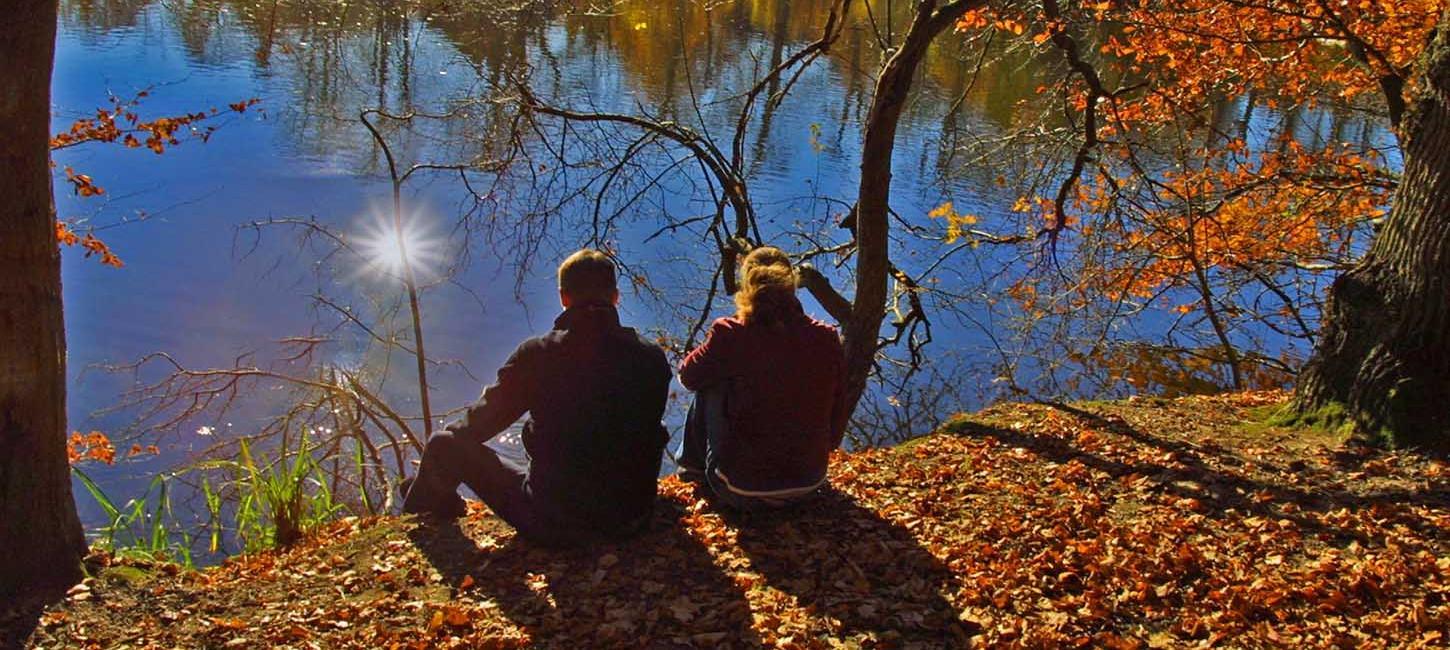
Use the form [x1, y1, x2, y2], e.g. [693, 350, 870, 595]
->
[67, 431, 116, 466]
[951, 0, 1431, 389]
[32, 394, 1450, 648]
[1104, 1, 1440, 124]
[67, 431, 156, 464]
[49, 91, 260, 267]
[1072, 344, 1296, 396]
[1087, 142, 1390, 302]
[127, 443, 161, 458]
[56, 222, 124, 268]
[49, 91, 259, 154]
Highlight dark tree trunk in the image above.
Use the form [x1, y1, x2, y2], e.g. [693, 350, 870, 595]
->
[840, 0, 981, 415]
[0, 0, 87, 599]
[1294, 9, 1450, 450]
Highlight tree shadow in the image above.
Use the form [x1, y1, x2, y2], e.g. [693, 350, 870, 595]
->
[1, 576, 77, 648]
[953, 401, 1450, 545]
[717, 486, 975, 646]
[409, 504, 764, 649]
[1, 597, 50, 649]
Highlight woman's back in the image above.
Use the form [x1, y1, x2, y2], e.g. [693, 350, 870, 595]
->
[679, 308, 845, 492]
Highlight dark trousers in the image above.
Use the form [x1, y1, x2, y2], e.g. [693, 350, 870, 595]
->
[679, 389, 805, 511]
[403, 431, 592, 546]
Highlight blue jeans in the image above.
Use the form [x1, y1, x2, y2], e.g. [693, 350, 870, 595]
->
[678, 388, 815, 511]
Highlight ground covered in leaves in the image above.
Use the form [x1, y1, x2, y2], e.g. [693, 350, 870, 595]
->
[12, 392, 1450, 648]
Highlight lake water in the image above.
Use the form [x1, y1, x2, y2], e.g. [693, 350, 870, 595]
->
[52, 0, 1389, 550]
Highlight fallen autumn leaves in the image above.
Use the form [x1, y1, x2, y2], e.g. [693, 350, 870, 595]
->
[14, 392, 1449, 648]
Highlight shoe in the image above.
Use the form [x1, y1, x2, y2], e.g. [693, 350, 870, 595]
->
[400, 475, 467, 519]
[677, 464, 706, 484]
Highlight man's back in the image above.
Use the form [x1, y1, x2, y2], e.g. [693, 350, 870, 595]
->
[514, 304, 672, 528]
[404, 250, 671, 544]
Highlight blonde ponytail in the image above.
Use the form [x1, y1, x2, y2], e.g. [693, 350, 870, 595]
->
[734, 247, 800, 327]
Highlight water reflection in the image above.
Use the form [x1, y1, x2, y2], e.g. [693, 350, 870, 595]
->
[61, 0, 1052, 157]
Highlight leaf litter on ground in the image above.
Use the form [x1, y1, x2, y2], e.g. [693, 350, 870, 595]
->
[17, 391, 1449, 649]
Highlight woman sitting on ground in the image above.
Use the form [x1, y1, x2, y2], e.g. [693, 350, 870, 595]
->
[677, 246, 847, 509]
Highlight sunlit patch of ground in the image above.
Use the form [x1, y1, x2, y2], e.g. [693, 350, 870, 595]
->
[17, 392, 1449, 649]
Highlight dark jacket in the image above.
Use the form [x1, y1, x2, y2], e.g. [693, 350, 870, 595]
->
[678, 304, 847, 492]
[446, 304, 672, 532]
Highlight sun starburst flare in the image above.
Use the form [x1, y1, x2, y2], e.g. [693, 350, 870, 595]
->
[353, 208, 448, 282]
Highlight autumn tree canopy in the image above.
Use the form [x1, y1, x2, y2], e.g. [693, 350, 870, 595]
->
[936, 0, 1436, 401]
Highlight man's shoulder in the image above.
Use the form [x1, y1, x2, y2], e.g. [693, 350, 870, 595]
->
[617, 326, 670, 362]
[604, 326, 672, 384]
[514, 331, 561, 354]
[523, 324, 663, 354]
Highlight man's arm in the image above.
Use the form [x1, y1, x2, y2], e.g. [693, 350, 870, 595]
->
[645, 346, 674, 446]
[445, 342, 535, 444]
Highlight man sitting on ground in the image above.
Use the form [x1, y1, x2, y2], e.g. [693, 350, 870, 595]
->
[403, 249, 673, 546]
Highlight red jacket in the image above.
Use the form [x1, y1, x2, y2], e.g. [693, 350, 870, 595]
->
[678, 307, 847, 491]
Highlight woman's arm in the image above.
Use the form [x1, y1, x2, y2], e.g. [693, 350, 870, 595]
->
[678, 318, 736, 391]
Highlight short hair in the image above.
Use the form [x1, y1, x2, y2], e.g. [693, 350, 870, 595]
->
[557, 249, 618, 304]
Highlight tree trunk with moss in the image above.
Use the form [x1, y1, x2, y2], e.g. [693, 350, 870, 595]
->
[1293, 9, 1450, 450]
[0, 0, 88, 599]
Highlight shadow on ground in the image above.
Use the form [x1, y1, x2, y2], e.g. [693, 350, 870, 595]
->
[1, 597, 52, 650]
[949, 400, 1450, 545]
[409, 503, 764, 648]
[409, 483, 973, 647]
[716, 486, 974, 646]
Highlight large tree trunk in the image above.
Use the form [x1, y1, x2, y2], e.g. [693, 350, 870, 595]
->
[0, 0, 87, 599]
[840, 0, 981, 415]
[1293, 9, 1450, 450]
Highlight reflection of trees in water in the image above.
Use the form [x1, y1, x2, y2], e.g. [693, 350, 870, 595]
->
[59, 0, 1050, 162]
[58, 0, 531, 168]
[61, 0, 151, 33]
[64, 0, 1385, 167]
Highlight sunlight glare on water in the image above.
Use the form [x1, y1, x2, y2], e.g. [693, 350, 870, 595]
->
[353, 208, 447, 282]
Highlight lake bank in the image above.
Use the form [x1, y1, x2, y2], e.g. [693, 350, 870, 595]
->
[12, 391, 1448, 648]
